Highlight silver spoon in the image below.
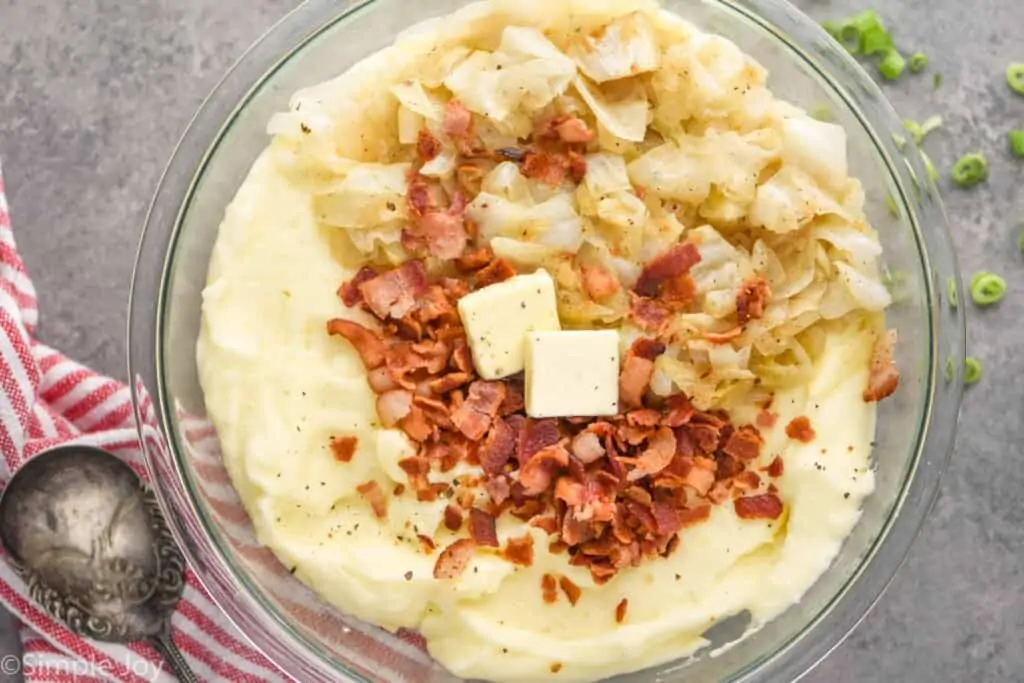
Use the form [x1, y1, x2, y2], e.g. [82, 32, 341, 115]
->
[0, 446, 198, 682]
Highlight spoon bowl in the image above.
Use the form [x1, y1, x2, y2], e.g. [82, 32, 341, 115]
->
[0, 446, 197, 681]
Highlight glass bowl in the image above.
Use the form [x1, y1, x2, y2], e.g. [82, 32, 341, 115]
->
[128, 0, 965, 681]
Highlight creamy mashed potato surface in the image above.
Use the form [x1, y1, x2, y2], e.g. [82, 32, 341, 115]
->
[198, 1, 890, 681]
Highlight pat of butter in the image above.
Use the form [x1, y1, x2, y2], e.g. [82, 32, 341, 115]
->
[525, 330, 620, 418]
[457, 271, 561, 380]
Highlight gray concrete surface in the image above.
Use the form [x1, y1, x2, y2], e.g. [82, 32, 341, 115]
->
[1, 0, 1023, 681]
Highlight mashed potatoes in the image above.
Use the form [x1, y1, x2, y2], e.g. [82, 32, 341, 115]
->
[198, 1, 892, 680]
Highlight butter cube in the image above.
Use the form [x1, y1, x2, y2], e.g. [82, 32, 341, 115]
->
[457, 271, 561, 380]
[525, 330, 620, 418]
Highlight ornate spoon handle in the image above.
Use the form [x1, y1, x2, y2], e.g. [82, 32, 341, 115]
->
[149, 628, 199, 683]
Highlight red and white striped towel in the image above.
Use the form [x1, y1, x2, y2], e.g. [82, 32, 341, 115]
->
[0, 162, 289, 682]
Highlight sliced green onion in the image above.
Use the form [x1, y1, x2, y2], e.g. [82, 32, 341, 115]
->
[892, 133, 907, 151]
[964, 357, 983, 385]
[861, 26, 894, 57]
[878, 49, 906, 80]
[1018, 227, 1024, 252]
[1007, 63, 1024, 95]
[922, 152, 939, 183]
[951, 153, 988, 188]
[946, 276, 958, 309]
[903, 115, 943, 145]
[885, 192, 898, 217]
[811, 104, 833, 122]
[944, 357, 955, 383]
[909, 52, 928, 73]
[969, 271, 1007, 306]
[822, 20, 844, 42]
[933, 73, 943, 90]
[1009, 130, 1024, 158]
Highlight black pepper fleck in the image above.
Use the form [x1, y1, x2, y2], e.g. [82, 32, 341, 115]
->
[300, 123, 312, 134]
[405, 571, 413, 581]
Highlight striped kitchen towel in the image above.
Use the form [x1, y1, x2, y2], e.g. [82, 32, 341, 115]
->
[0, 162, 289, 682]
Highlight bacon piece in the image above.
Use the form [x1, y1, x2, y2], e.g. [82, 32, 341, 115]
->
[615, 598, 628, 624]
[503, 534, 535, 567]
[785, 416, 816, 443]
[619, 355, 654, 409]
[629, 338, 666, 361]
[765, 456, 784, 478]
[480, 417, 516, 475]
[627, 427, 676, 481]
[517, 419, 561, 465]
[522, 151, 568, 186]
[398, 455, 431, 493]
[356, 481, 387, 519]
[682, 461, 716, 496]
[484, 475, 512, 505]
[627, 409, 661, 428]
[581, 264, 619, 301]
[863, 329, 900, 403]
[434, 539, 476, 579]
[679, 504, 712, 527]
[451, 381, 507, 441]
[531, 516, 559, 534]
[661, 273, 697, 308]
[662, 395, 694, 427]
[407, 172, 440, 218]
[703, 327, 744, 344]
[715, 452, 742, 480]
[571, 431, 605, 464]
[429, 372, 472, 395]
[359, 260, 429, 320]
[634, 243, 702, 298]
[330, 436, 358, 463]
[338, 266, 378, 308]
[567, 151, 588, 184]
[376, 390, 413, 428]
[734, 493, 784, 520]
[721, 425, 763, 461]
[756, 409, 778, 428]
[556, 117, 596, 144]
[519, 443, 570, 496]
[651, 500, 681, 535]
[468, 508, 499, 548]
[559, 576, 582, 606]
[736, 277, 771, 324]
[455, 247, 493, 273]
[417, 210, 468, 260]
[399, 404, 435, 442]
[627, 294, 672, 334]
[442, 100, 473, 137]
[417, 129, 442, 162]
[326, 319, 387, 370]
[444, 505, 463, 532]
[733, 470, 762, 491]
[500, 377, 526, 416]
[542, 574, 559, 604]
[475, 259, 516, 288]
[451, 341, 474, 374]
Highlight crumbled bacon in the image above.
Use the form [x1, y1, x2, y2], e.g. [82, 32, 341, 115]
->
[619, 355, 654, 409]
[338, 266, 378, 308]
[451, 381, 507, 441]
[581, 264, 620, 301]
[661, 274, 697, 309]
[571, 431, 605, 464]
[376, 390, 413, 428]
[444, 505, 463, 532]
[356, 481, 387, 519]
[567, 151, 588, 184]
[736, 277, 771, 324]
[359, 260, 429, 320]
[434, 539, 476, 579]
[863, 329, 900, 403]
[734, 493, 784, 520]
[503, 534, 535, 567]
[480, 417, 516, 474]
[558, 576, 582, 605]
[406, 172, 440, 218]
[555, 117, 596, 144]
[765, 456, 785, 478]
[455, 247, 493, 273]
[721, 425, 763, 461]
[626, 427, 676, 481]
[484, 475, 511, 505]
[442, 100, 474, 138]
[519, 443, 570, 496]
[476, 258, 516, 288]
[541, 574, 559, 604]
[429, 372, 471, 395]
[634, 243, 702, 298]
[703, 327, 743, 344]
[615, 598, 628, 624]
[517, 419, 561, 465]
[416, 209, 468, 260]
[627, 294, 672, 334]
[468, 508, 499, 547]
[327, 319, 387, 370]
[630, 338, 666, 361]
[417, 129, 442, 162]
[785, 416, 816, 443]
[330, 436, 358, 463]
[756, 409, 778, 428]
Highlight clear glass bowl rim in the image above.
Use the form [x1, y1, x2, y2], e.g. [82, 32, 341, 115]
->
[128, 0, 966, 681]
